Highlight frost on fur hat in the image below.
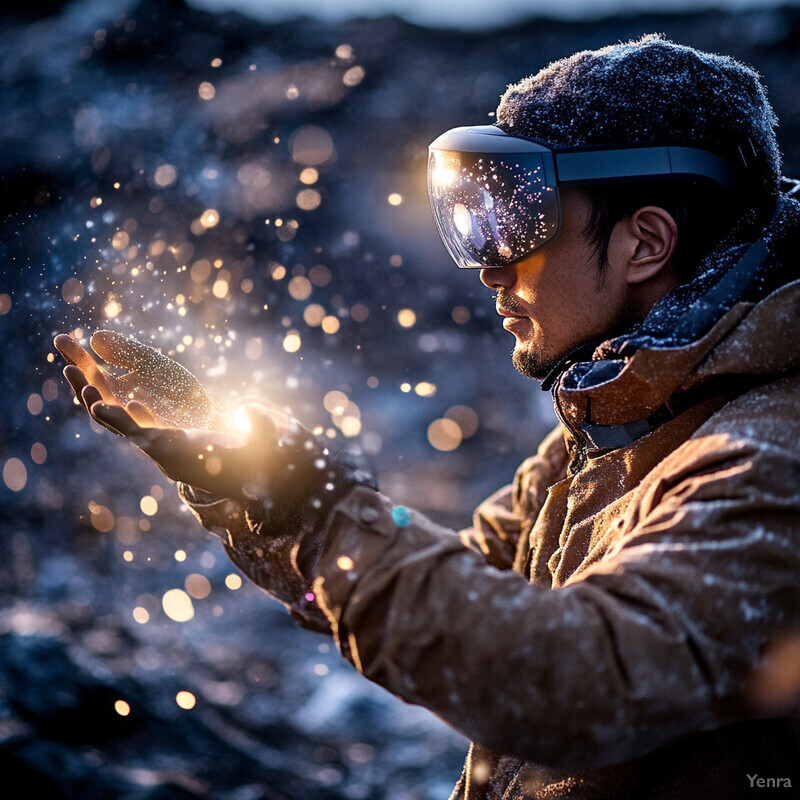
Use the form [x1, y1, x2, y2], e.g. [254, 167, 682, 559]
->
[496, 34, 781, 198]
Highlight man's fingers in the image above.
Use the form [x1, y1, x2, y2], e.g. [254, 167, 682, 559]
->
[91, 329, 158, 370]
[126, 400, 160, 428]
[54, 334, 100, 373]
[63, 365, 90, 409]
[81, 384, 104, 409]
[90, 402, 145, 439]
[55, 333, 121, 402]
[93, 330, 219, 429]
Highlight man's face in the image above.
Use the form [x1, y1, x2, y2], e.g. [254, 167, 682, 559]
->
[480, 188, 635, 380]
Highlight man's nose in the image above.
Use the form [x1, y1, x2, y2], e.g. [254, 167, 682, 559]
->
[479, 264, 516, 290]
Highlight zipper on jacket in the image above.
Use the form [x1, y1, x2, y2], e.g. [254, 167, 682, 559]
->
[550, 377, 589, 474]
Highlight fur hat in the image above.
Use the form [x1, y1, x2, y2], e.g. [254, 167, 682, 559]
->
[496, 34, 781, 198]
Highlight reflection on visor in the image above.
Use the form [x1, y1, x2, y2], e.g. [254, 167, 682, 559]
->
[428, 150, 560, 268]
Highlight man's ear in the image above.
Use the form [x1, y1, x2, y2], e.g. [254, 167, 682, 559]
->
[623, 206, 678, 285]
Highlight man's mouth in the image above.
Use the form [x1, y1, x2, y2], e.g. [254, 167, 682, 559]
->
[494, 291, 527, 318]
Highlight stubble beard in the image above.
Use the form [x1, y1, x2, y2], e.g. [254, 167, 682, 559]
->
[495, 290, 561, 381]
[511, 341, 561, 381]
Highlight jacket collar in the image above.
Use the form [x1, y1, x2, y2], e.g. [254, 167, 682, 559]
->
[548, 193, 800, 449]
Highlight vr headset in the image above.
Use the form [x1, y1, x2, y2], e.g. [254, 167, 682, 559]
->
[427, 125, 739, 269]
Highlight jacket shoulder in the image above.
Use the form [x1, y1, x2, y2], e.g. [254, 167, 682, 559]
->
[695, 372, 800, 447]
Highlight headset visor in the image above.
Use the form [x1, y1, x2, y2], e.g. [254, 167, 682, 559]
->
[428, 125, 739, 269]
[427, 128, 560, 268]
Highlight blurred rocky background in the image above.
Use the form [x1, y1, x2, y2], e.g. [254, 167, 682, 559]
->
[1, 0, 799, 797]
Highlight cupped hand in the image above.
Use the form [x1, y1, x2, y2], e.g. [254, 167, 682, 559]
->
[55, 330, 221, 429]
[88, 399, 330, 502]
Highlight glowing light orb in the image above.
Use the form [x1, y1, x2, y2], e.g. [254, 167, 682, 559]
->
[427, 418, 463, 452]
[162, 589, 195, 622]
[140, 495, 158, 516]
[198, 81, 216, 100]
[282, 332, 302, 353]
[225, 574, 243, 591]
[176, 691, 197, 709]
[2, 458, 27, 492]
[114, 700, 131, 716]
[397, 308, 416, 328]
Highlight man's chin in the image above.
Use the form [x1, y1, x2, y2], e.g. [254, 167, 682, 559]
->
[511, 344, 561, 382]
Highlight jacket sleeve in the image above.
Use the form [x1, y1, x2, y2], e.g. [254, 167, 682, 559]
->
[457, 424, 568, 570]
[312, 428, 800, 769]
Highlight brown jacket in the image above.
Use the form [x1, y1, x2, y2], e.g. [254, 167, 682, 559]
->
[184, 197, 800, 798]
[313, 198, 800, 798]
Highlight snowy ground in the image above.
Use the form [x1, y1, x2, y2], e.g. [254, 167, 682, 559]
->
[1, 0, 799, 797]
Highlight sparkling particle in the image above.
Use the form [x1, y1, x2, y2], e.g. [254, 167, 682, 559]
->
[111, 231, 130, 250]
[190, 259, 211, 282]
[2, 458, 27, 492]
[198, 81, 216, 100]
[288, 276, 312, 300]
[140, 495, 158, 516]
[296, 188, 322, 211]
[289, 126, 334, 166]
[176, 691, 196, 709]
[308, 264, 331, 286]
[154, 164, 177, 187]
[387, 193, 403, 206]
[185, 573, 212, 599]
[30, 443, 47, 464]
[283, 331, 302, 353]
[321, 315, 340, 334]
[27, 393, 43, 415]
[245, 337, 263, 360]
[452, 306, 471, 324]
[324, 391, 348, 415]
[397, 309, 416, 328]
[335, 43, 353, 60]
[225, 573, 243, 590]
[114, 700, 131, 716]
[42, 379, 58, 401]
[336, 556, 354, 571]
[200, 209, 219, 228]
[343, 66, 365, 86]
[89, 503, 115, 533]
[350, 303, 369, 322]
[162, 589, 195, 622]
[445, 405, 479, 438]
[61, 277, 85, 305]
[303, 304, 326, 326]
[427, 418, 463, 452]
[132, 607, 149, 624]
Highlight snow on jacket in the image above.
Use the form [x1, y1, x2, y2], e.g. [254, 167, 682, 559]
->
[182, 194, 800, 798]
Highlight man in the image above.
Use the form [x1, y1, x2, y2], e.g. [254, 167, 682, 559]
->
[57, 35, 800, 799]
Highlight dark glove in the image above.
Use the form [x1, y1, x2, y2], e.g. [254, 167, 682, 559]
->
[179, 410, 378, 632]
